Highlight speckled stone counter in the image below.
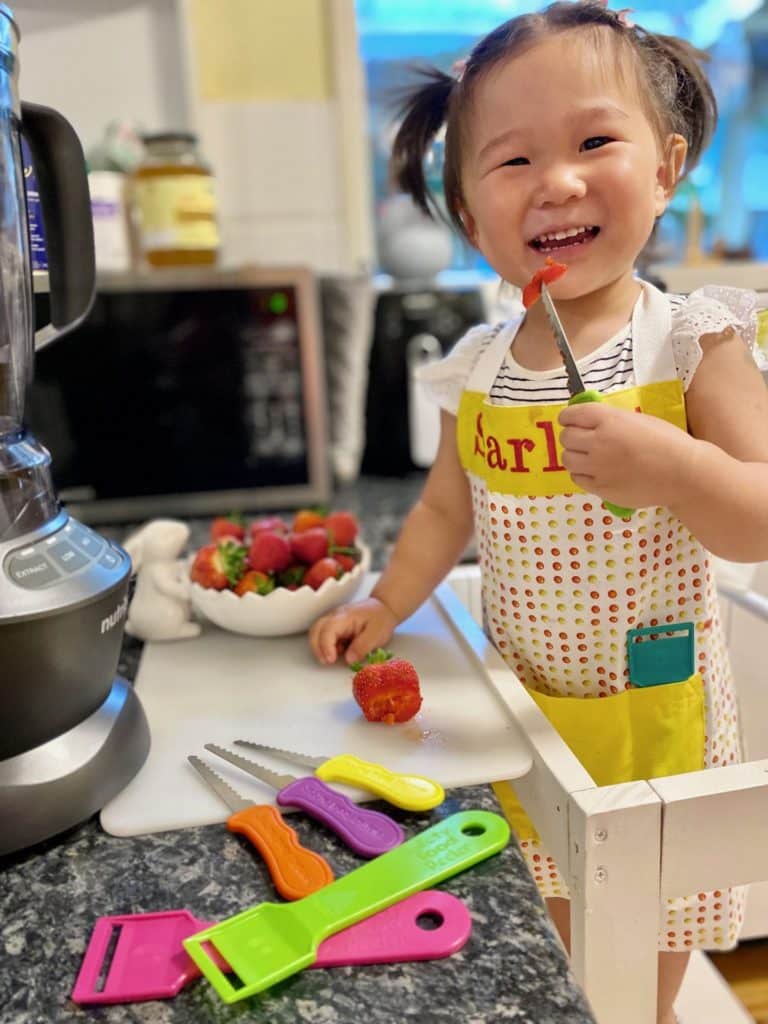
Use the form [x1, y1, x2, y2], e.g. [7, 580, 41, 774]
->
[0, 475, 595, 1024]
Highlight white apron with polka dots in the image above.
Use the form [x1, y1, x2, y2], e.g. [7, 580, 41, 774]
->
[456, 281, 745, 952]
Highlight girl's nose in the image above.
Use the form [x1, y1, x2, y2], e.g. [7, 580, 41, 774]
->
[533, 163, 587, 207]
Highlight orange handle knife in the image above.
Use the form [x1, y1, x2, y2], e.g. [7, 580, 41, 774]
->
[189, 756, 334, 900]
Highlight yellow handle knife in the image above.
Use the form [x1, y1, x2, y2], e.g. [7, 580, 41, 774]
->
[234, 741, 445, 812]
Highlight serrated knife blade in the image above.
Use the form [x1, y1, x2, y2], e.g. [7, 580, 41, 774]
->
[204, 743, 296, 790]
[187, 755, 251, 813]
[540, 282, 585, 396]
[234, 741, 325, 770]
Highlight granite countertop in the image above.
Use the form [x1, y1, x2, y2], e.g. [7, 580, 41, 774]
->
[0, 475, 595, 1024]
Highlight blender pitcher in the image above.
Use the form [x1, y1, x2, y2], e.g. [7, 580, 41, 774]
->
[0, 7, 95, 539]
[0, 4, 149, 855]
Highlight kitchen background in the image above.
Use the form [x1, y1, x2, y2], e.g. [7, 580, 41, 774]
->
[8, 0, 768, 1018]
[17, 0, 768, 525]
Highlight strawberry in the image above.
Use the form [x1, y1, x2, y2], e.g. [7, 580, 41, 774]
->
[522, 256, 568, 308]
[324, 510, 359, 547]
[190, 541, 247, 590]
[277, 564, 306, 590]
[234, 570, 275, 596]
[330, 545, 361, 573]
[289, 527, 328, 565]
[303, 557, 343, 590]
[210, 515, 246, 543]
[351, 649, 422, 725]
[250, 515, 288, 536]
[292, 508, 326, 533]
[248, 531, 291, 574]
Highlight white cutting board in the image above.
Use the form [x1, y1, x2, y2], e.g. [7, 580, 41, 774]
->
[101, 580, 532, 836]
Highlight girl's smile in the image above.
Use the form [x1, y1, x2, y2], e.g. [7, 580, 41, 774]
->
[460, 33, 682, 306]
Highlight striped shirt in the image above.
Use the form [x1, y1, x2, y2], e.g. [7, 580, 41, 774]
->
[484, 293, 687, 405]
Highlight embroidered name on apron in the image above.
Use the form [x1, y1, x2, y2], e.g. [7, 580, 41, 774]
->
[457, 379, 686, 497]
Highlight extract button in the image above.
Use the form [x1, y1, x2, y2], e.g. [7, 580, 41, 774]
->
[6, 550, 61, 589]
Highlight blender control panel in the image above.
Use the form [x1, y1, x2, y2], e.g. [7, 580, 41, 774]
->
[4, 521, 124, 590]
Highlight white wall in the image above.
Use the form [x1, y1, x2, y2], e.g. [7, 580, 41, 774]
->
[10, 0, 374, 275]
[12, 0, 189, 149]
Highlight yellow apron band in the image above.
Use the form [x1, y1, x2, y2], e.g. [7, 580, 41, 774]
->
[457, 379, 687, 497]
[496, 674, 706, 842]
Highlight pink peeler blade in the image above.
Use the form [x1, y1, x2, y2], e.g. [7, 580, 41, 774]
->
[72, 892, 472, 1005]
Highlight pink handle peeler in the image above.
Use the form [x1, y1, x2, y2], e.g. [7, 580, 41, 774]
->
[72, 890, 472, 1005]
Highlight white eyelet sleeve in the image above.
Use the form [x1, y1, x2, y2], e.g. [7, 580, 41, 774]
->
[670, 286, 764, 391]
[413, 323, 498, 415]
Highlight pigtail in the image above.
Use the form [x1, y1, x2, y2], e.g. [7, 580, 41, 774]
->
[637, 32, 717, 175]
[389, 66, 455, 220]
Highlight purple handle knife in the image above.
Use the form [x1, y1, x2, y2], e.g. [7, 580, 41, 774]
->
[277, 776, 404, 857]
[204, 744, 404, 857]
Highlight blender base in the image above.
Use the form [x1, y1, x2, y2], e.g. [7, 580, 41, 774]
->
[0, 677, 150, 855]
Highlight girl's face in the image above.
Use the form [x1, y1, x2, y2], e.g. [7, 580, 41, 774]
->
[460, 32, 685, 300]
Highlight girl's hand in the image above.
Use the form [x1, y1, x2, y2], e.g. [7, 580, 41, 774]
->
[308, 597, 399, 666]
[558, 402, 697, 511]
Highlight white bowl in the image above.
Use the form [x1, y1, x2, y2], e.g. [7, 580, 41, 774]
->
[189, 543, 371, 637]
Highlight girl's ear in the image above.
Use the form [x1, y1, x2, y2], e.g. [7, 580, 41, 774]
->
[654, 133, 688, 215]
[458, 204, 479, 248]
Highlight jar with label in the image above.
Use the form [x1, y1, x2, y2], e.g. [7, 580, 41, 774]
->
[130, 132, 219, 267]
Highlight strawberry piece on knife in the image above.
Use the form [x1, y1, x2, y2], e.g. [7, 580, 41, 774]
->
[522, 256, 568, 309]
[351, 649, 423, 725]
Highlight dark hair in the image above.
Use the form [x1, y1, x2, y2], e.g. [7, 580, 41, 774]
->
[390, 1, 717, 240]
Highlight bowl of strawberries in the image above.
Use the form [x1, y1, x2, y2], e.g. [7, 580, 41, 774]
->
[188, 508, 371, 636]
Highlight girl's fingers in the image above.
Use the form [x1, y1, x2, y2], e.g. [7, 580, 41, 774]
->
[345, 619, 389, 665]
[319, 613, 362, 665]
[559, 426, 594, 453]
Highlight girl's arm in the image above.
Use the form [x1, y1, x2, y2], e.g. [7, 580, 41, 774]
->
[666, 326, 768, 561]
[559, 326, 768, 561]
[308, 409, 474, 664]
[370, 408, 475, 621]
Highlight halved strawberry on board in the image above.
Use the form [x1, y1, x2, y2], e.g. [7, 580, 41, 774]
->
[190, 541, 247, 590]
[351, 649, 423, 725]
[522, 256, 568, 309]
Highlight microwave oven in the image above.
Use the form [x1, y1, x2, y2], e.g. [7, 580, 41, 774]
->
[28, 266, 330, 523]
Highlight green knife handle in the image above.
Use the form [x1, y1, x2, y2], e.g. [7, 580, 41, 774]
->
[294, 809, 509, 940]
[184, 810, 510, 1003]
[566, 390, 634, 519]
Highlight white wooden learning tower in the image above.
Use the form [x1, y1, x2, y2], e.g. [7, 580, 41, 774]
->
[445, 560, 768, 1023]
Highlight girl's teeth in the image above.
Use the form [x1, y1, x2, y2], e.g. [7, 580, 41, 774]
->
[533, 226, 597, 250]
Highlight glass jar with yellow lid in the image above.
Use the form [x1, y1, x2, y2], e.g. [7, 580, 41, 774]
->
[130, 132, 220, 267]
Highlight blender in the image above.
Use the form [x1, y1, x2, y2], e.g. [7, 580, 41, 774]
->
[0, 5, 149, 854]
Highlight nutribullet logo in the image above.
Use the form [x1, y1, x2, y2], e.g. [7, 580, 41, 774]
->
[100, 595, 128, 635]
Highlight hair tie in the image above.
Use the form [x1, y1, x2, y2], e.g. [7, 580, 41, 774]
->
[451, 58, 468, 82]
[596, 0, 635, 27]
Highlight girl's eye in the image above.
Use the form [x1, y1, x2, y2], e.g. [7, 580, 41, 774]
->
[500, 156, 530, 167]
[581, 136, 613, 151]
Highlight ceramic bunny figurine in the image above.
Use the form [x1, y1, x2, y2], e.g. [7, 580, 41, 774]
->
[122, 519, 201, 641]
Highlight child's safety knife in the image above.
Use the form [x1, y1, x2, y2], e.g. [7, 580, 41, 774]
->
[234, 740, 445, 812]
[204, 743, 404, 857]
[540, 281, 633, 519]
